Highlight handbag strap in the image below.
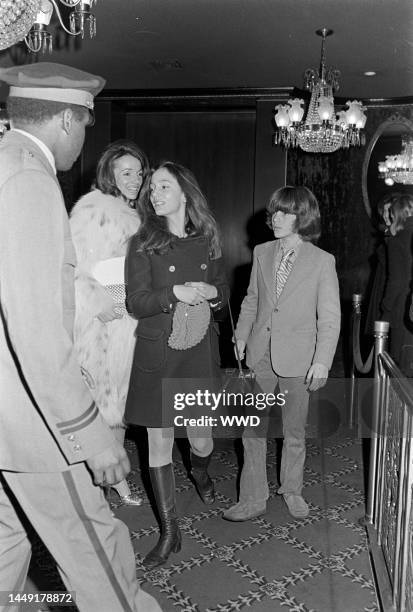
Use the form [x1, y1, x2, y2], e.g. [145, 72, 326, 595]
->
[227, 300, 244, 377]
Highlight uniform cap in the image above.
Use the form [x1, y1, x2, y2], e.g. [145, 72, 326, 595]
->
[0, 62, 105, 110]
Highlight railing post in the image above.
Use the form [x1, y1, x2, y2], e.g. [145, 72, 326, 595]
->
[365, 320, 389, 524]
[350, 294, 363, 428]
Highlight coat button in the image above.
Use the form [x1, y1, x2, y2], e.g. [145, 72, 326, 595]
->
[274, 308, 279, 312]
[200, 263, 207, 270]
[169, 265, 175, 272]
[267, 327, 270, 331]
[73, 444, 82, 452]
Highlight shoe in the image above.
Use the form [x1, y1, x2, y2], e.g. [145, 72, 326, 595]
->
[143, 464, 182, 570]
[222, 501, 266, 521]
[119, 492, 143, 506]
[282, 494, 309, 518]
[190, 451, 215, 505]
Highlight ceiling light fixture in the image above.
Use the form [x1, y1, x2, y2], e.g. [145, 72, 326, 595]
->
[378, 137, 413, 185]
[0, 0, 96, 54]
[0, 0, 40, 50]
[273, 28, 367, 153]
[26, 0, 96, 53]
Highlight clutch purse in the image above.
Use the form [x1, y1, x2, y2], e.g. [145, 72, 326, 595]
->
[168, 300, 211, 350]
[91, 256, 127, 312]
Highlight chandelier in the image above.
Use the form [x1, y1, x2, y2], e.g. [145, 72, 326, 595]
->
[378, 137, 413, 186]
[0, 0, 40, 50]
[273, 28, 367, 154]
[0, 0, 96, 54]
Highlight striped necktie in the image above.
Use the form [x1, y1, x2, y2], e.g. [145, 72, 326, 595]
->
[275, 248, 294, 299]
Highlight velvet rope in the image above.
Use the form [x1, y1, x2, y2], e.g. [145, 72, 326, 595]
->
[352, 310, 374, 374]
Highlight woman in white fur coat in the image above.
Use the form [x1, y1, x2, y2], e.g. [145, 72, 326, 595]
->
[70, 140, 149, 505]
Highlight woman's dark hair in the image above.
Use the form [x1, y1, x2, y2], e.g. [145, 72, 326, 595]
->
[373, 192, 399, 233]
[377, 193, 392, 217]
[136, 161, 221, 259]
[266, 185, 321, 242]
[390, 193, 413, 234]
[95, 139, 149, 202]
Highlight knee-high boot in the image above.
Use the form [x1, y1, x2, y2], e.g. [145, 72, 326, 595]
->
[190, 451, 215, 504]
[143, 464, 182, 569]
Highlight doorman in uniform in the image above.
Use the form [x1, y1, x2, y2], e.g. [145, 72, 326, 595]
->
[0, 62, 161, 612]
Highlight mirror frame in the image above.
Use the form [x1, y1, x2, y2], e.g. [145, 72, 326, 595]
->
[362, 113, 413, 217]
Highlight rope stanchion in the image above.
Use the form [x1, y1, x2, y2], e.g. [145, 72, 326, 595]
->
[350, 294, 390, 524]
[366, 319, 389, 525]
[352, 294, 374, 374]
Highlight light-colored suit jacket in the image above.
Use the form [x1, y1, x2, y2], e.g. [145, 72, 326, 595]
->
[0, 130, 114, 472]
[235, 240, 341, 377]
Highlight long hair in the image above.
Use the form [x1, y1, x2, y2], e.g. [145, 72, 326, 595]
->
[390, 193, 413, 235]
[136, 161, 221, 259]
[95, 139, 149, 203]
[266, 185, 321, 242]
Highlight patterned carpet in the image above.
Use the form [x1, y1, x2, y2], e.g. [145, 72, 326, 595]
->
[26, 426, 379, 612]
[114, 429, 379, 612]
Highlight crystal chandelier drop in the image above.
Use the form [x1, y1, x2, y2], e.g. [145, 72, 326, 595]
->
[0, 0, 41, 50]
[25, 0, 96, 53]
[0, 0, 96, 54]
[273, 28, 367, 154]
[378, 137, 413, 186]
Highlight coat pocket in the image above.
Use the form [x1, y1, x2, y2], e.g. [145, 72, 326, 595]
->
[134, 327, 166, 372]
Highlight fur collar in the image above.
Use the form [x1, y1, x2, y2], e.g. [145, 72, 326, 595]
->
[73, 188, 137, 217]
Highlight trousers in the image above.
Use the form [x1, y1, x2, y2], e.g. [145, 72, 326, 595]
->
[240, 347, 310, 501]
[0, 463, 161, 612]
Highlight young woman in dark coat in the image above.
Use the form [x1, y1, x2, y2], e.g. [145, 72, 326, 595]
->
[381, 193, 413, 374]
[364, 193, 394, 335]
[125, 161, 229, 569]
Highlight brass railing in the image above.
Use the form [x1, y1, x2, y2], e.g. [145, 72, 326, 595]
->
[352, 294, 413, 611]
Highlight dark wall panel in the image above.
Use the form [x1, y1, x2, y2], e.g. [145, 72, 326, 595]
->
[82, 100, 112, 193]
[254, 100, 286, 211]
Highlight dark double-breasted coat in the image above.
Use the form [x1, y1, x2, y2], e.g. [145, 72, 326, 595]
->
[125, 234, 229, 427]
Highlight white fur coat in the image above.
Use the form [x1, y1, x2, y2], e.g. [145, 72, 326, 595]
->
[70, 190, 140, 426]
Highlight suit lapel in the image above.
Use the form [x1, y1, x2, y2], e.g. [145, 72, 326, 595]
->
[257, 242, 277, 305]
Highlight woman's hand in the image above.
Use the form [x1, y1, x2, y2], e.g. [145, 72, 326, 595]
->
[173, 284, 205, 305]
[185, 281, 218, 301]
[97, 303, 123, 322]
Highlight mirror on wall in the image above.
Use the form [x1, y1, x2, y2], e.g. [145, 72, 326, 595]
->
[362, 114, 413, 221]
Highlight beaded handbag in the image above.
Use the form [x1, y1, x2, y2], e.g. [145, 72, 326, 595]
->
[104, 283, 127, 314]
[92, 257, 127, 314]
[168, 300, 211, 350]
